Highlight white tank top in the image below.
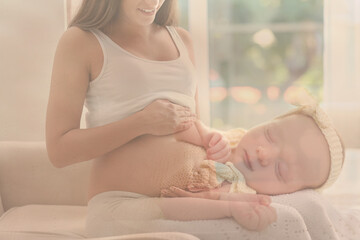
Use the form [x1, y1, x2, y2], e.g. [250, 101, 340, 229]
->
[85, 26, 197, 128]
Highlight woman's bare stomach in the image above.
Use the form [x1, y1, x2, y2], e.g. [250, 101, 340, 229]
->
[88, 127, 206, 201]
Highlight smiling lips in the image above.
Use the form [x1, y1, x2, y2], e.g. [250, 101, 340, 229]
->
[243, 150, 253, 171]
[138, 8, 156, 15]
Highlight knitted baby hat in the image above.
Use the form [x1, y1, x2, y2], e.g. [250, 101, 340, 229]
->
[284, 91, 344, 192]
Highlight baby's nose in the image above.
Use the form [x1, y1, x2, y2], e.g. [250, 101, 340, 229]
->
[256, 146, 270, 167]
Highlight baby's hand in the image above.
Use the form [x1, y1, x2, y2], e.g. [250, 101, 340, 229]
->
[229, 201, 277, 231]
[206, 132, 231, 163]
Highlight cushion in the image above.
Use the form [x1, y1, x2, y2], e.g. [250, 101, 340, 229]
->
[0, 205, 86, 239]
[0, 205, 200, 240]
[0, 141, 92, 211]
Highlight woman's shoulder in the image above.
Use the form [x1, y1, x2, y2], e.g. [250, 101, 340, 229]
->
[173, 27, 193, 46]
[57, 26, 97, 52]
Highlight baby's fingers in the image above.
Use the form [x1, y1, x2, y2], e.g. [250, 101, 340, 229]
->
[208, 146, 230, 163]
[207, 138, 227, 154]
[208, 133, 221, 147]
[254, 205, 277, 231]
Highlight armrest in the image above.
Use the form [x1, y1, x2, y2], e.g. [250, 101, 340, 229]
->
[0, 141, 92, 211]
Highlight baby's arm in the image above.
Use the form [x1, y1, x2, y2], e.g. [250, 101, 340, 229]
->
[174, 120, 231, 162]
[163, 184, 266, 203]
[173, 120, 204, 147]
[159, 194, 276, 231]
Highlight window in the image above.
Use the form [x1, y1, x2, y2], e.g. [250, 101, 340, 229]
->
[207, 0, 324, 130]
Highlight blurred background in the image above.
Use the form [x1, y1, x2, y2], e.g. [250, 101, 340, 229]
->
[181, 0, 324, 131]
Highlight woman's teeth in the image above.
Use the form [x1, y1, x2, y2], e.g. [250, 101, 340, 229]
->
[139, 8, 155, 13]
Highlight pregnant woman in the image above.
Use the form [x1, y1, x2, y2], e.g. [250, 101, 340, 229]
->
[46, 0, 275, 237]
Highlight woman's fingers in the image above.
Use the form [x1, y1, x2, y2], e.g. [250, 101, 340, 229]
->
[142, 99, 197, 135]
[176, 121, 194, 132]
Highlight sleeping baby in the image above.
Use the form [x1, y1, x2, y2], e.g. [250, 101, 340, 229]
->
[163, 99, 344, 197]
[158, 97, 345, 231]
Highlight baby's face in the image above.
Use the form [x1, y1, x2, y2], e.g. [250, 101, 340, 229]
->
[232, 114, 331, 195]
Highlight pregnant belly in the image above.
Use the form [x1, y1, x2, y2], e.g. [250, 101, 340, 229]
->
[88, 134, 206, 200]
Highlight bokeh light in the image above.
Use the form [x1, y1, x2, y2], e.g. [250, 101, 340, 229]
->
[230, 86, 262, 104]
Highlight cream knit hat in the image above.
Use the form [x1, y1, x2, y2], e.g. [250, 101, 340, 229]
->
[285, 91, 344, 192]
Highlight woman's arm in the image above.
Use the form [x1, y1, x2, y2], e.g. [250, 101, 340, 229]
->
[46, 27, 144, 168]
[46, 28, 194, 168]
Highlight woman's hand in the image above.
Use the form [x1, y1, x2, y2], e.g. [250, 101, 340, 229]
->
[140, 99, 197, 136]
[204, 131, 231, 163]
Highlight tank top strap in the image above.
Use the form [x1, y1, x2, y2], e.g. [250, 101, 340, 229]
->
[89, 28, 108, 56]
[89, 29, 105, 43]
[166, 26, 189, 58]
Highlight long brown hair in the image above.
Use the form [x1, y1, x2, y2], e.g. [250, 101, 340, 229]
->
[68, 0, 178, 31]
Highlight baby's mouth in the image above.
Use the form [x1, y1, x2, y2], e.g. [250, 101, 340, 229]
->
[243, 150, 253, 171]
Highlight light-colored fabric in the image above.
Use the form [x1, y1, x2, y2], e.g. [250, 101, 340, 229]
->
[272, 190, 360, 240]
[86, 191, 164, 238]
[186, 160, 255, 194]
[85, 26, 197, 128]
[0, 141, 91, 211]
[215, 162, 256, 194]
[286, 91, 344, 191]
[0, 205, 87, 239]
[0, 204, 198, 240]
[86, 189, 360, 240]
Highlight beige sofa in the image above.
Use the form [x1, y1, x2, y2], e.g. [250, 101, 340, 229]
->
[0, 141, 199, 240]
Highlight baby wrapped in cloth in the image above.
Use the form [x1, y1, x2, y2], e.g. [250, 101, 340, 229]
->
[159, 128, 256, 194]
[160, 96, 344, 195]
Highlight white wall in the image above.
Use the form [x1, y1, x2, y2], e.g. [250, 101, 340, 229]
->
[0, 0, 65, 141]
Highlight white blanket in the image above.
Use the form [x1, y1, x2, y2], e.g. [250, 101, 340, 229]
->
[146, 190, 360, 240]
[272, 190, 360, 240]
